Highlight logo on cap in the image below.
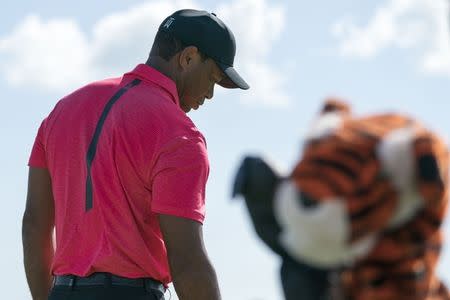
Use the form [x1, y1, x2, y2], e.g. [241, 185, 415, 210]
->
[163, 17, 175, 29]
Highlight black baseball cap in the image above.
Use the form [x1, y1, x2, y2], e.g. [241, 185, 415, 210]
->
[158, 9, 249, 90]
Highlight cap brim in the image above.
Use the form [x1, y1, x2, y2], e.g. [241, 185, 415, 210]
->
[216, 62, 249, 90]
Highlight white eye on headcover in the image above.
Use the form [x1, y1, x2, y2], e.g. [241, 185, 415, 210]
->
[376, 126, 424, 229]
[304, 112, 344, 142]
[376, 126, 416, 191]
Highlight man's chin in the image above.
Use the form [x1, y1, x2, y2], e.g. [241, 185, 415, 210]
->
[180, 104, 191, 113]
[183, 104, 199, 113]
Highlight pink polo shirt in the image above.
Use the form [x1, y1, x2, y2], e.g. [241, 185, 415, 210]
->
[28, 64, 209, 285]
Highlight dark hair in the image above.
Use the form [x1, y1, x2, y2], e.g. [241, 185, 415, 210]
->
[149, 30, 208, 61]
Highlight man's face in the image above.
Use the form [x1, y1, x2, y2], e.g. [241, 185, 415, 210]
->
[178, 55, 225, 113]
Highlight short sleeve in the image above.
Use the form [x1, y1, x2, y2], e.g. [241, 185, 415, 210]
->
[151, 135, 210, 223]
[28, 119, 48, 168]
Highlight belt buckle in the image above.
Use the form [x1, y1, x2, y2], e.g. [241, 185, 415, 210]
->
[54, 275, 76, 288]
[68, 276, 75, 287]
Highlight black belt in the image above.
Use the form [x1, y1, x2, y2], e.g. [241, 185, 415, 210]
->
[53, 272, 165, 295]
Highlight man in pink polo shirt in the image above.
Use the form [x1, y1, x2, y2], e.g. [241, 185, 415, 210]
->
[22, 9, 249, 300]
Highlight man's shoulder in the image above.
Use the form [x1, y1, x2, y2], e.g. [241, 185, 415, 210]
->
[50, 76, 125, 116]
[66, 76, 123, 100]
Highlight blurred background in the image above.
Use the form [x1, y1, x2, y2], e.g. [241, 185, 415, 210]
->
[1, 0, 449, 299]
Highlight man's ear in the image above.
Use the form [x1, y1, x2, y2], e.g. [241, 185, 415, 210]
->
[178, 46, 199, 71]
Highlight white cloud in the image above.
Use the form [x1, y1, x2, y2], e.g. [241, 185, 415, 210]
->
[0, 0, 289, 107]
[331, 0, 450, 76]
[239, 62, 290, 107]
[216, 0, 288, 107]
[216, 0, 284, 60]
[0, 15, 92, 91]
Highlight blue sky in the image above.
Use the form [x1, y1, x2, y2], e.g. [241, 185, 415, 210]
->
[1, 0, 449, 299]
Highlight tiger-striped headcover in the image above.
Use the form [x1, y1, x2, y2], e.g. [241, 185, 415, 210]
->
[291, 100, 450, 300]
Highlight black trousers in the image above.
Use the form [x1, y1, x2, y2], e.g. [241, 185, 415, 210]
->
[48, 284, 164, 300]
[280, 257, 330, 300]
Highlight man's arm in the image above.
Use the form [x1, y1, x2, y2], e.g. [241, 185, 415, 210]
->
[158, 214, 221, 300]
[22, 167, 55, 300]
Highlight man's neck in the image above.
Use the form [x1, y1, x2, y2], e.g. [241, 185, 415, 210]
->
[145, 56, 183, 105]
[145, 56, 177, 83]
